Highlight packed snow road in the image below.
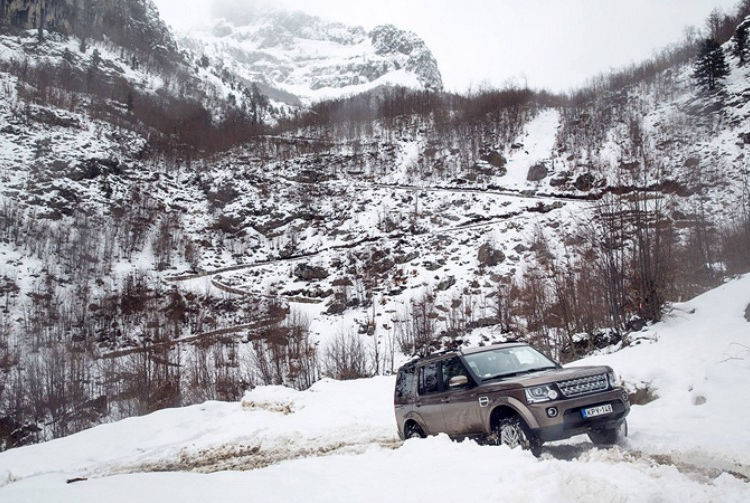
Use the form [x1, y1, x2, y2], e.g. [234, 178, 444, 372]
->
[1, 275, 749, 502]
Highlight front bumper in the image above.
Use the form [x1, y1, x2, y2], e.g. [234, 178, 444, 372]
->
[528, 388, 630, 442]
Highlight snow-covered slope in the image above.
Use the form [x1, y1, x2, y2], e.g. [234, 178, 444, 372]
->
[1, 275, 748, 501]
[179, 5, 443, 104]
[579, 274, 750, 472]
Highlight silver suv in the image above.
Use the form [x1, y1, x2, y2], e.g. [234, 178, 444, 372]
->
[394, 343, 630, 455]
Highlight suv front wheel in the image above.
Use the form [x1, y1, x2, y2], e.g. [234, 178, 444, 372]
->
[496, 416, 542, 457]
[588, 419, 628, 446]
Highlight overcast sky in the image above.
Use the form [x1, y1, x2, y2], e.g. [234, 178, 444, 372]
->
[152, 0, 739, 93]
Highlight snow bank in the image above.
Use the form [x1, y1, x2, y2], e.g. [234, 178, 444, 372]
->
[578, 274, 750, 471]
[0, 377, 398, 486]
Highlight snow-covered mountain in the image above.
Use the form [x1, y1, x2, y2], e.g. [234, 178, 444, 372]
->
[1, 275, 749, 501]
[178, 4, 443, 105]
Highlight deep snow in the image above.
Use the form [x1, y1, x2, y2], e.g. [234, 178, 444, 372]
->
[1, 275, 749, 502]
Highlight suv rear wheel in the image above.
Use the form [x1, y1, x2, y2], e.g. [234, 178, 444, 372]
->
[588, 419, 628, 446]
[496, 416, 542, 457]
[405, 423, 425, 439]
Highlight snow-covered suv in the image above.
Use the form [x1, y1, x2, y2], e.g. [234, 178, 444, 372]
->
[394, 343, 630, 455]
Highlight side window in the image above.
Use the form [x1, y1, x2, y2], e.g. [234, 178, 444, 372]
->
[418, 362, 440, 395]
[395, 366, 416, 400]
[442, 358, 470, 388]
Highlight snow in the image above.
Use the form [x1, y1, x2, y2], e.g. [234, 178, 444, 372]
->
[577, 274, 750, 472]
[1, 276, 749, 501]
[3, 438, 748, 503]
[500, 109, 560, 189]
[284, 69, 423, 104]
[0, 377, 399, 486]
[180, 8, 440, 105]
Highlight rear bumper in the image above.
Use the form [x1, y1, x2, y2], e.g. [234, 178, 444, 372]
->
[529, 388, 630, 442]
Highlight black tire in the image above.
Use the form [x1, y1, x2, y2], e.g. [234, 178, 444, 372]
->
[588, 419, 628, 446]
[496, 416, 542, 457]
[405, 423, 425, 439]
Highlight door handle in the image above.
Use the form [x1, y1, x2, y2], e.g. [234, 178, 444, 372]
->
[440, 398, 451, 403]
[415, 402, 421, 408]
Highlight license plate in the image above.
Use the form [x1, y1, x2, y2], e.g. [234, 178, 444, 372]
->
[582, 403, 613, 418]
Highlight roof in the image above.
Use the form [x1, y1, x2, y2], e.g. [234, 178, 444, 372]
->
[398, 342, 529, 369]
[461, 342, 528, 355]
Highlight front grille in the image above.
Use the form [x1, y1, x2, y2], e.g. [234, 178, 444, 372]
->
[557, 373, 609, 398]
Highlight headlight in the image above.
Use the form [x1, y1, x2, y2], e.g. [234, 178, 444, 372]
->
[525, 385, 558, 403]
[607, 370, 619, 388]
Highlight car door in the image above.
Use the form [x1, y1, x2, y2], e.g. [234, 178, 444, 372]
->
[415, 361, 447, 434]
[440, 357, 484, 436]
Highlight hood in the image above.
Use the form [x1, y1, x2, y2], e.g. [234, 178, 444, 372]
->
[477, 365, 611, 390]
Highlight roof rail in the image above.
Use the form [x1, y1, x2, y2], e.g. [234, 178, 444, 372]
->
[399, 341, 467, 368]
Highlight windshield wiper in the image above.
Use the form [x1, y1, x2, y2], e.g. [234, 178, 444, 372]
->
[483, 370, 530, 380]
[526, 366, 557, 373]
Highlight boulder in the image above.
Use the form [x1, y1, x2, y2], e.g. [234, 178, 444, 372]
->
[526, 163, 548, 182]
[480, 150, 507, 169]
[574, 173, 596, 191]
[294, 264, 329, 281]
[326, 302, 346, 315]
[436, 276, 456, 291]
[477, 243, 505, 267]
[684, 157, 700, 168]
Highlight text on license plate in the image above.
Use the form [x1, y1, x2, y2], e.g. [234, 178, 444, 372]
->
[582, 403, 613, 418]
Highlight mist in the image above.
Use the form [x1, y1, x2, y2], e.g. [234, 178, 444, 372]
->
[155, 0, 741, 92]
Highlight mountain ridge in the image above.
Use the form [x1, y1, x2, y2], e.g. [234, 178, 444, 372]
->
[178, 4, 443, 105]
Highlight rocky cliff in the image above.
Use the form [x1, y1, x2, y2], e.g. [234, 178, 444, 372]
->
[0, 0, 179, 63]
[180, 5, 443, 104]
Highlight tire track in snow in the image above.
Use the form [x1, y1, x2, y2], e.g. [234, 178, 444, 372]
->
[85, 439, 403, 479]
[77, 439, 749, 488]
[543, 442, 750, 483]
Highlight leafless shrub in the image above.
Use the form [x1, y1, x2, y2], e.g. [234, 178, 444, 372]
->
[322, 332, 369, 380]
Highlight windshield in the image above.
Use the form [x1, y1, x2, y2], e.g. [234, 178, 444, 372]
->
[463, 346, 557, 381]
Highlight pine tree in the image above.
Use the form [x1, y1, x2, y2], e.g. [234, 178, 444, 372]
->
[693, 38, 730, 92]
[91, 48, 101, 69]
[732, 21, 748, 66]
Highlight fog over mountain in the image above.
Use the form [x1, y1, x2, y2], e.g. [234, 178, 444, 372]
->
[155, 0, 739, 91]
[176, 1, 443, 104]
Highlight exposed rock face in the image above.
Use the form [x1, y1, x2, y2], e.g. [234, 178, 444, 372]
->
[369, 24, 443, 91]
[1, 0, 75, 32]
[180, 5, 443, 104]
[0, 0, 179, 63]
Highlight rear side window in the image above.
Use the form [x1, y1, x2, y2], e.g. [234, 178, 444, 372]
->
[395, 366, 416, 401]
[418, 362, 440, 395]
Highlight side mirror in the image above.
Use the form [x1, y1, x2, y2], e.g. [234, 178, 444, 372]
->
[448, 375, 469, 388]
